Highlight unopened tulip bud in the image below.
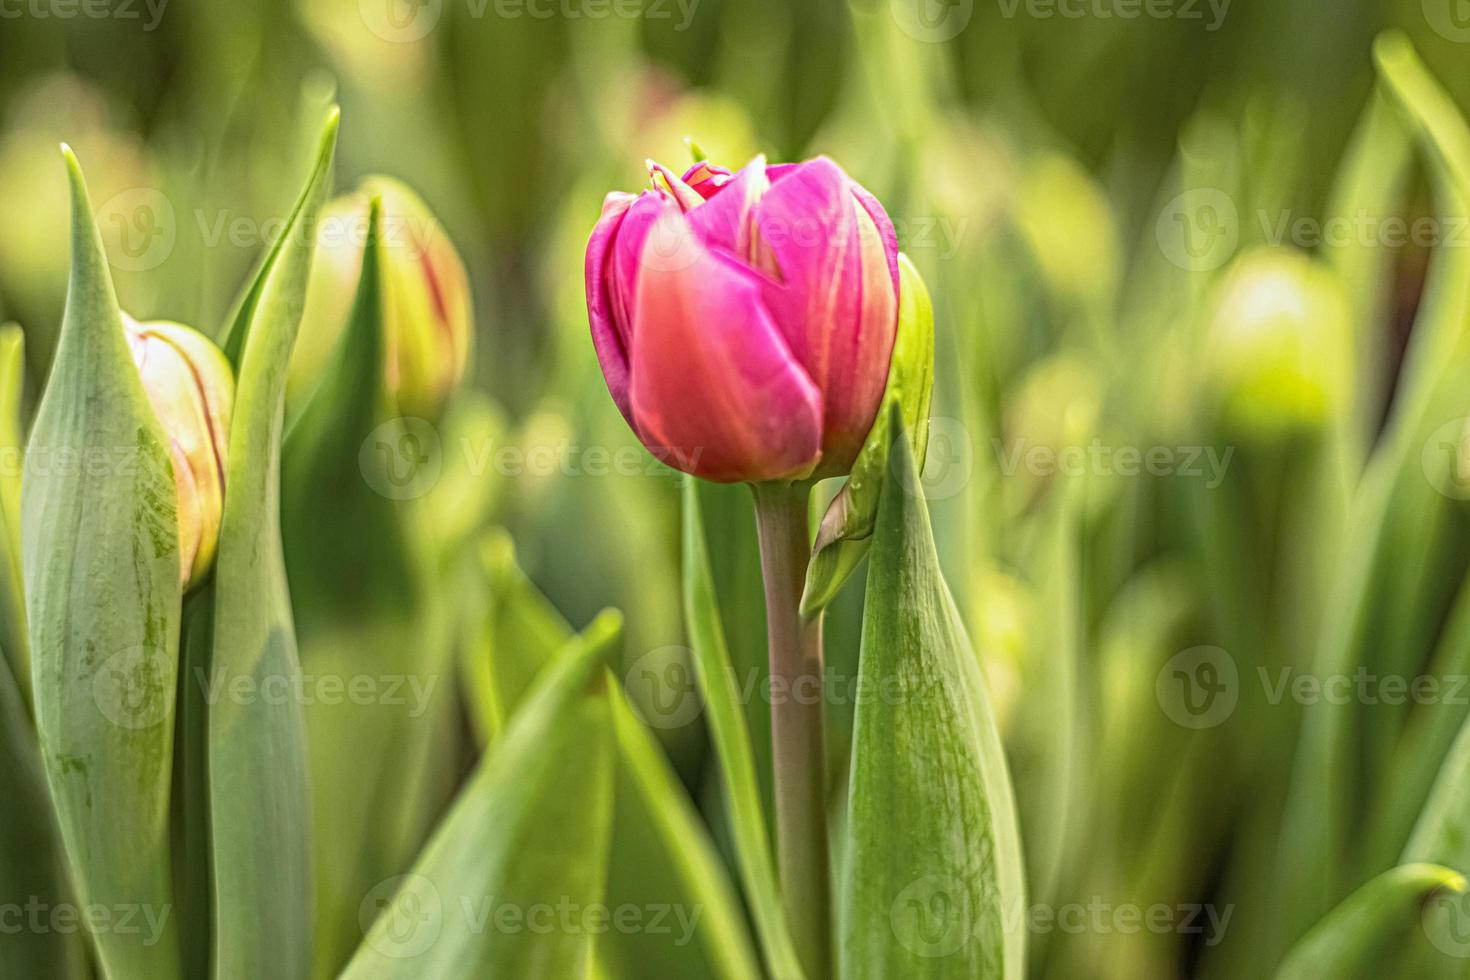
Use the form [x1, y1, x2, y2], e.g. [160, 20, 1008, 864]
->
[123, 316, 233, 590]
[585, 155, 900, 483]
[1204, 247, 1352, 439]
[289, 176, 472, 419]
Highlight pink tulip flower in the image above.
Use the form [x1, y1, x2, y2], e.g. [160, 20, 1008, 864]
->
[585, 155, 900, 483]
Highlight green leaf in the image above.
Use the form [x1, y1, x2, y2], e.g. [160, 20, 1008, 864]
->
[598, 686, 763, 979]
[206, 108, 338, 980]
[0, 324, 29, 701]
[803, 252, 934, 616]
[0, 625, 88, 978]
[682, 476, 806, 980]
[1322, 89, 1412, 456]
[340, 611, 622, 978]
[1274, 864, 1464, 979]
[841, 408, 1025, 979]
[22, 146, 183, 979]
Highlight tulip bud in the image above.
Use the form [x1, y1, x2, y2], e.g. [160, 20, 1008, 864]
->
[123, 316, 233, 590]
[1204, 247, 1352, 440]
[585, 155, 900, 483]
[289, 176, 472, 420]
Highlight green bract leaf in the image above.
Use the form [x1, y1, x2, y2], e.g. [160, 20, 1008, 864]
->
[0, 620, 87, 978]
[682, 475, 806, 980]
[841, 407, 1025, 979]
[23, 147, 184, 979]
[0, 324, 29, 700]
[1274, 864, 1464, 979]
[340, 611, 622, 978]
[802, 252, 934, 617]
[206, 108, 338, 980]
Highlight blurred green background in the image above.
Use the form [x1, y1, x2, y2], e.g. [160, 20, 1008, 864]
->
[9, 1, 1470, 976]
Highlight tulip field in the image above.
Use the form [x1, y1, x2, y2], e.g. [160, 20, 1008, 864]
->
[8, 2, 1470, 978]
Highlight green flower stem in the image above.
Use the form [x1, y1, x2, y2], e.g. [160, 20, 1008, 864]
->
[752, 480, 831, 980]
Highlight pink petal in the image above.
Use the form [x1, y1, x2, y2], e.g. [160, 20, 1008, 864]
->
[750, 157, 898, 473]
[681, 161, 731, 199]
[629, 203, 823, 483]
[586, 192, 636, 424]
[686, 155, 773, 273]
[647, 159, 705, 212]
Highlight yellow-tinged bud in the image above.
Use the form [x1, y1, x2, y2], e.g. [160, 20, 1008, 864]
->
[1204, 247, 1352, 439]
[124, 316, 233, 590]
[288, 176, 472, 419]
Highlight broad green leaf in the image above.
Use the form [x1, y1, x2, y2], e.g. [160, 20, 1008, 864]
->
[1274, 864, 1463, 979]
[597, 686, 762, 979]
[1322, 89, 1411, 458]
[207, 108, 338, 980]
[0, 624, 87, 978]
[340, 611, 622, 978]
[803, 253, 935, 616]
[841, 409, 1025, 979]
[23, 147, 183, 979]
[0, 325, 28, 695]
[682, 476, 806, 980]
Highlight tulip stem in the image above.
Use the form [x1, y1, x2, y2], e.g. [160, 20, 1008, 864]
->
[751, 480, 831, 980]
